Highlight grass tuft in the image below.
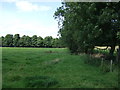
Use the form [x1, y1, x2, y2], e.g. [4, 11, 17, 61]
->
[84, 55, 101, 67]
[25, 76, 58, 88]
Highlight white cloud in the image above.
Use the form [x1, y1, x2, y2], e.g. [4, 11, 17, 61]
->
[15, 1, 51, 12]
[0, 1, 60, 38]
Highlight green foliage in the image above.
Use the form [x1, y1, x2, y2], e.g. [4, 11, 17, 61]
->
[31, 35, 37, 47]
[25, 36, 31, 47]
[19, 35, 26, 47]
[1, 34, 64, 48]
[3, 34, 13, 47]
[19, 35, 31, 47]
[43, 36, 53, 47]
[0, 36, 4, 47]
[54, 2, 120, 55]
[37, 36, 43, 47]
[13, 34, 20, 47]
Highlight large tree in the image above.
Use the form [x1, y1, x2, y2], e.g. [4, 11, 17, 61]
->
[24, 36, 31, 47]
[0, 36, 4, 47]
[19, 35, 26, 47]
[43, 36, 53, 48]
[19, 35, 31, 47]
[4, 34, 13, 47]
[37, 36, 43, 47]
[13, 34, 20, 47]
[31, 35, 37, 47]
[54, 2, 120, 56]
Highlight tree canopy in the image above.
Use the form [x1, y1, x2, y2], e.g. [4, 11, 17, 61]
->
[54, 2, 120, 56]
[1, 34, 64, 48]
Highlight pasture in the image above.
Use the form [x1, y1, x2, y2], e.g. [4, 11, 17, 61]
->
[2, 47, 118, 88]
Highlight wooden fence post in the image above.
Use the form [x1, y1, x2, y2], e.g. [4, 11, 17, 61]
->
[100, 58, 104, 71]
[116, 47, 120, 64]
[116, 49, 119, 62]
[101, 58, 104, 67]
[110, 60, 113, 72]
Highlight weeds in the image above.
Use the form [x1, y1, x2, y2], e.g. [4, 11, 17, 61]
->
[84, 55, 101, 67]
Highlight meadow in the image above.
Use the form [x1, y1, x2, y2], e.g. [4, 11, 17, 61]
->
[2, 47, 118, 88]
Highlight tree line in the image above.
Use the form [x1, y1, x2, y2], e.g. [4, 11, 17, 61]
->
[54, 2, 120, 58]
[0, 34, 65, 48]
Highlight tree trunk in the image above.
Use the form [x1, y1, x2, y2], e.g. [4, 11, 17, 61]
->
[118, 45, 120, 62]
[109, 45, 115, 57]
[85, 48, 88, 54]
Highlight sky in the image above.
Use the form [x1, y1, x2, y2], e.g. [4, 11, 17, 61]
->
[0, 0, 62, 38]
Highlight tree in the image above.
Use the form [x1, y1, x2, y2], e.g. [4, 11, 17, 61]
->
[31, 35, 37, 47]
[13, 34, 20, 47]
[43, 36, 53, 48]
[54, 2, 120, 56]
[95, 2, 120, 57]
[19, 35, 31, 47]
[1, 34, 65, 48]
[4, 34, 13, 47]
[37, 36, 43, 47]
[24, 36, 31, 47]
[0, 36, 4, 47]
[51, 38, 64, 48]
[51, 38, 58, 48]
[19, 35, 26, 47]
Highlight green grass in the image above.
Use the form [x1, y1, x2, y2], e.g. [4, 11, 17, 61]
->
[2, 47, 118, 88]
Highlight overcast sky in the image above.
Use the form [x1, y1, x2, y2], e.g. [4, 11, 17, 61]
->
[0, 0, 62, 38]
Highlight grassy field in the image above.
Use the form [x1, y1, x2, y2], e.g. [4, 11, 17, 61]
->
[2, 47, 118, 88]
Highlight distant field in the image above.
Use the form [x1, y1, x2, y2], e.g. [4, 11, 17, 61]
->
[95, 46, 119, 50]
[2, 47, 118, 88]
